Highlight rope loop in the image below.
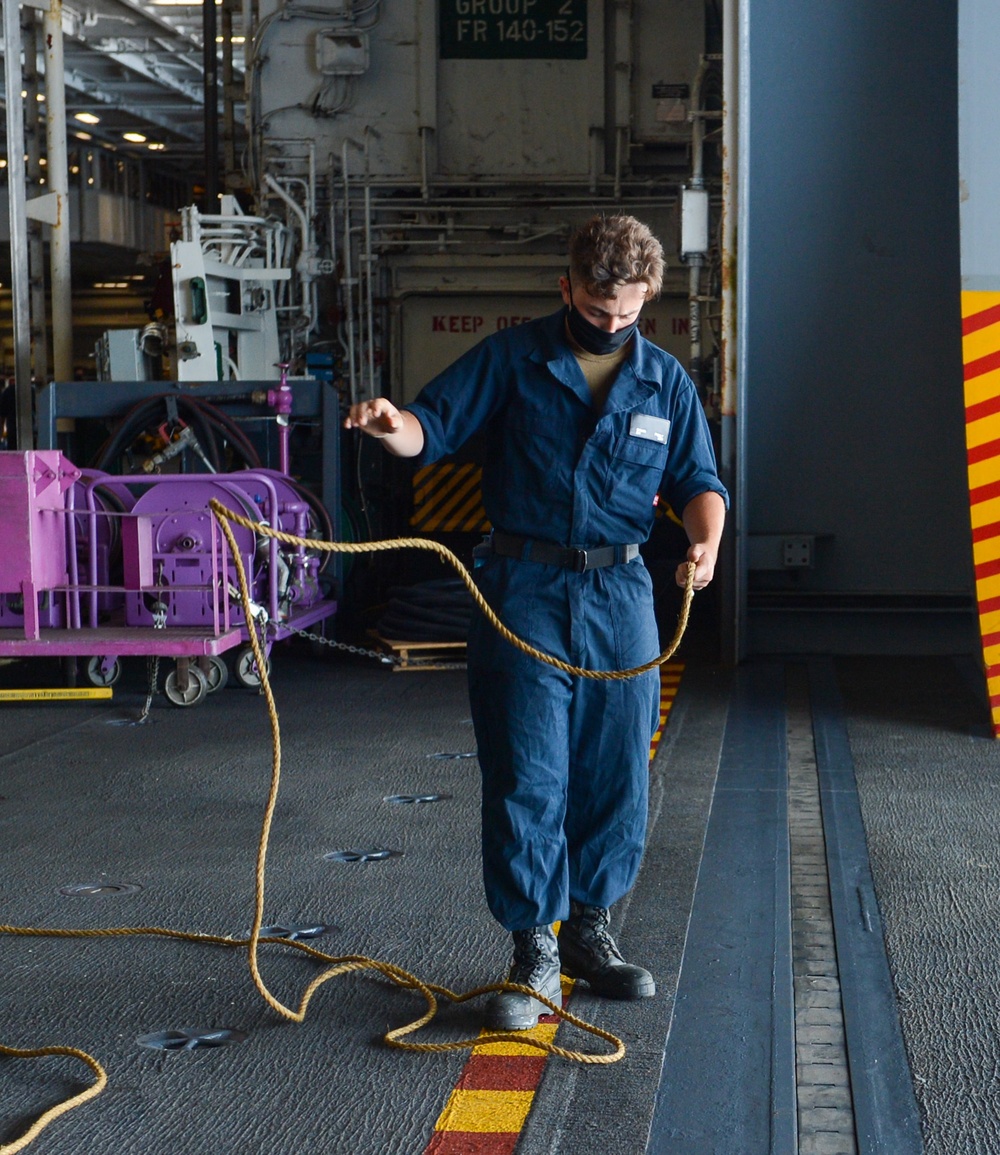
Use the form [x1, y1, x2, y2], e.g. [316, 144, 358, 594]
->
[0, 503, 697, 1150]
[207, 499, 696, 680]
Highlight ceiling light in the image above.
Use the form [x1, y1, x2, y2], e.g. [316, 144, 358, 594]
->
[147, 142, 166, 151]
[75, 112, 100, 125]
[123, 132, 147, 143]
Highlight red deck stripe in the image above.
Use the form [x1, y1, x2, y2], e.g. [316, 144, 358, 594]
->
[965, 348, 1000, 382]
[981, 630, 1000, 649]
[456, 1055, 548, 1092]
[979, 595, 1000, 616]
[425, 1132, 520, 1155]
[963, 302, 1000, 336]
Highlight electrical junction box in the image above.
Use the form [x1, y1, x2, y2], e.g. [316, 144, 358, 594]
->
[681, 186, 710, 257]
[316, 30, 369, 75]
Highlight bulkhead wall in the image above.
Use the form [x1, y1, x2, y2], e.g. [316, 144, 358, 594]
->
[250, 0, 704, 183]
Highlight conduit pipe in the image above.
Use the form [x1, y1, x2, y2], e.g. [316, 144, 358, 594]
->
[720, 0, 746, 662]
[686, 55, 711, 394]
[4, 0, 34, 446]
[341, 140, 359, 404]
[44, 0, 73, 384]
[264, 172, 317, 337]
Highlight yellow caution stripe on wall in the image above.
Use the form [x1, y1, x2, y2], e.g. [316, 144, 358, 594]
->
[962, 290, 1000, 737]
[411, 463, 491, 534]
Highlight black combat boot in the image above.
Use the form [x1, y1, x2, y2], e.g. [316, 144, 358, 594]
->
[485, 925, 563, 1032]
[557, 902, 656, 999]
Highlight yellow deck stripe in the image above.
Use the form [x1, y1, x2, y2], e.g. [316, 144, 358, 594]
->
[0, 687, 113, 701]
[435, 1089, 535, 1133]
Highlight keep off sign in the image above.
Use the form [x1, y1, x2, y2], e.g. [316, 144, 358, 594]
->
[400, 295, 692, 403]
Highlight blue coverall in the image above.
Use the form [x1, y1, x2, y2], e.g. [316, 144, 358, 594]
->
[406, 308, 728, 931]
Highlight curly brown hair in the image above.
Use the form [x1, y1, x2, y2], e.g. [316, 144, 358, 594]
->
[568, 214, 665, 301]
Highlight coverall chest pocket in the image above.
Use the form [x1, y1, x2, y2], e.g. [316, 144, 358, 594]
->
[603, 434, 669, 513]
[505, 410, 577, 488]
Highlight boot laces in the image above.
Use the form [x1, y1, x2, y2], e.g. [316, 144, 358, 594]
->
[511, 928, 554, 983]
[574, 907, 624, 963]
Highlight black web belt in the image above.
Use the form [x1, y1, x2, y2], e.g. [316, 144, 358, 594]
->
[489, 532, 639, 573]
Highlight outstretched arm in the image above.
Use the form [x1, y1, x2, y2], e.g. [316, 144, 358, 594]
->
[343, 398, 425, 458]
[677, 490, 726, 590]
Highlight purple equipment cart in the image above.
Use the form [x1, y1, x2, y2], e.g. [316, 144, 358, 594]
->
[0, 450, 336, 706]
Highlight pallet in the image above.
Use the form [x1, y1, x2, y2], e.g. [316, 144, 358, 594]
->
[368, 632, 467, 672]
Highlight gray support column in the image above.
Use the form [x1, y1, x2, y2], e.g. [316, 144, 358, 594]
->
[4, 0, 36, 446]
[43, 0, 72, 383]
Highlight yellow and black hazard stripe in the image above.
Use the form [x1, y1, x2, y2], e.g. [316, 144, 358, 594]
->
[411, 463, 491, 534]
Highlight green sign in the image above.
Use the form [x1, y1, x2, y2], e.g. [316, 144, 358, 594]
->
[439, 0, 587, 61]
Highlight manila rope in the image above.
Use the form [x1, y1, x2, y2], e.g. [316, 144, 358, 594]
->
[0, 506, 696, 1154]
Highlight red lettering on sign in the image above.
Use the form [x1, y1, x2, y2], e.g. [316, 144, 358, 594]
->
[497, 315, 533, 329]
[671, 318, 689, 335]
[641, 318, 657, 336]
[435, 315, 484, 333]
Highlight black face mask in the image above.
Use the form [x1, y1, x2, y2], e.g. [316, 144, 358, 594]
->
[565, 278, 639, 354]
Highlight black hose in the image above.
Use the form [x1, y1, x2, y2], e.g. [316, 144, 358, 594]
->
[91, 394, 260, 473]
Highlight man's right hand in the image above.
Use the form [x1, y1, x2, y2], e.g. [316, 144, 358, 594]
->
[343, 397, 405, 437]
[343, 398, 425, 457]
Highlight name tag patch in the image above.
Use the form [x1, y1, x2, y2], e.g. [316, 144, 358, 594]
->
[629, 413, 671, 443]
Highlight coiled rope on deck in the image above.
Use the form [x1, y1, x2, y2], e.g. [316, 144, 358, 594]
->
[0, 511, 696, 1153]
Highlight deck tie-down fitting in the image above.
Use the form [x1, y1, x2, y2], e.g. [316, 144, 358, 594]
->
[0, 509, 696, 1153]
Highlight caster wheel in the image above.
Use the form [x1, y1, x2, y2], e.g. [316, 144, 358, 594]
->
[201, 655, 229, 693]
[233, 646, 271, 689]
[164, 664, 209, 707]
[86, 656, 121, 687]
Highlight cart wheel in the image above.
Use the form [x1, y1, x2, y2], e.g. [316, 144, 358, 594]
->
[233, 646, 271, 689]
[86, 656, 121, 687]
[201, 655, 229, 694]
[164, 664, 209, 707]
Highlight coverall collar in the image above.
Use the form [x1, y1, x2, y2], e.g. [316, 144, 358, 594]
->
[530, 308, 662, 413]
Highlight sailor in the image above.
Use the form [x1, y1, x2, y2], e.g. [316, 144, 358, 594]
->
[345, 214, 728, 1030]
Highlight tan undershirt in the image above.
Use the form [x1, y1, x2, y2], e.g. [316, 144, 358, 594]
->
[565, 321, 633, 412]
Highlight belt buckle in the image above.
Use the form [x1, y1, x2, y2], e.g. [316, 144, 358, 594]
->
[572, 548, 589, 573]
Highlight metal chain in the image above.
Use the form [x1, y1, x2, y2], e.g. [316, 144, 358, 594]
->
[279, 620, 402, 667]
[136, 562, 168, 722]
[136, 656, 160, 724]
